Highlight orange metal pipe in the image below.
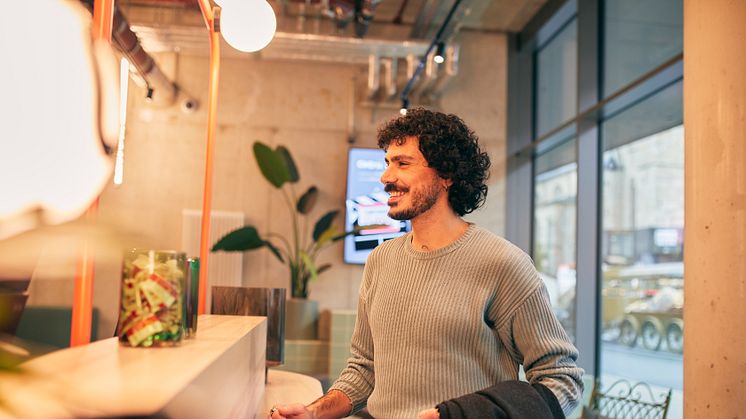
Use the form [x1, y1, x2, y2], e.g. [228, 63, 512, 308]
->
[71, 201, 97, 347]
[92, 0, 114, 42]
[197, 0, 215, 31]
[71, 0, 114, 347]
[197, 6, 221, 315]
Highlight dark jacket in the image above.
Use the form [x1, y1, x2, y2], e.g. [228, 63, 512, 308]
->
[436, 381, 565, 419]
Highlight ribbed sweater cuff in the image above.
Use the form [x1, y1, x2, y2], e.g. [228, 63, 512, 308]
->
[328, 380, 370, 414]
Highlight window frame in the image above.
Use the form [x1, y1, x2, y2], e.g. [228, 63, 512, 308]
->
[506, 0, 683, 377]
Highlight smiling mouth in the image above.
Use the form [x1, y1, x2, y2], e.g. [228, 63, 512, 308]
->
[384, 184, 407, 205]
[387, 190, 406, 205]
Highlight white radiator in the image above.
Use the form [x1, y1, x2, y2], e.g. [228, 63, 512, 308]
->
[181, 209, 245, 312]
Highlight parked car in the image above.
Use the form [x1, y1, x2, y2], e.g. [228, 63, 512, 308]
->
[602, 262, 684, 353]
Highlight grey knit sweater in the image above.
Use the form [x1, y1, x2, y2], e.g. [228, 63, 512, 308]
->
[329, 224, 583, 418]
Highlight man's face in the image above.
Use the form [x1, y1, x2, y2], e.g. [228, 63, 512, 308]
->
[380, 136, 447, 221]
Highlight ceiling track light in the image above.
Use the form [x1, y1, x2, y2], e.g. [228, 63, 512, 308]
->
[398, 0, 463, 109]
[434, 41, 445, 64]
[400, 98, 410, 115]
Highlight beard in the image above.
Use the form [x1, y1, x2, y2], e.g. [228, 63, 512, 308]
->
[386, 180, 442, 221]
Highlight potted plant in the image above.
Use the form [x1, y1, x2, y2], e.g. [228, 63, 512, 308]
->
[211, 141, 351, 339]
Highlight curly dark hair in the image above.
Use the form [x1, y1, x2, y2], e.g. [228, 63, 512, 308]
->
[377, 108, 491, 216]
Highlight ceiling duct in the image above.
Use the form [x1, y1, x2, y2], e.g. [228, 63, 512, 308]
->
[409, 0, 471, 40]
[323, 0, 380, 37]
[381, 57, 398, 100]
[112, 6, 178, 106]
[120, 1, 466, 105]
[409, 0, 439, 39]
[132, 27, 431, 64]
[420, 44, 459, 100]
[367, 56, 399, 101]
[280, 0, 381, 37]
[367, 55, 381, 100]
[404, 54, 424, 99]
[79, 1, 181, 106]
[288, 0, 325, 34]
[352, 0, 378, 37]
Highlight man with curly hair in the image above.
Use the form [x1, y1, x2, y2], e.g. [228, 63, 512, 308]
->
[270, 109, 583, 419]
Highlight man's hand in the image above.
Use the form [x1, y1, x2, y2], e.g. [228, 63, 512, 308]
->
[418, 408, 439, 419]
[269, 403, 313, 419]
[269, 389, 352, 419]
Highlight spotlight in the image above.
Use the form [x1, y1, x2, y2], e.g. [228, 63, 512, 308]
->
[400, 98, 409, 115]
[434, 42, 445, 64]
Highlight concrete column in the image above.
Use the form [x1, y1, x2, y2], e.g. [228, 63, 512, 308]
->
[684, 1, 746, 417]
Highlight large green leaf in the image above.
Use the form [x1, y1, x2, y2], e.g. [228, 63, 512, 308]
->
[312, 210, 339, 241]
[296, 186, 318, 214]
[211, 226, 264, 251]
[276, 146, 299, 183]
[264, 241, 284, 263]
[331, 229, 357, 242]
[253, 142, 288, 188]
[300, 251, 318, 282]
[315, 226, 339, 248]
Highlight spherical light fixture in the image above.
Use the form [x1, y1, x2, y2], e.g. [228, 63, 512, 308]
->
[219, 0, 277, 53]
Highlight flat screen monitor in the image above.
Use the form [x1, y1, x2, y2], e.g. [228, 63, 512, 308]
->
[344, 147, 411, 264]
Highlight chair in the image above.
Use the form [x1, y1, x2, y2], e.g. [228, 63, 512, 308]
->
[211, 286, 286, 367]
[582, 378, 671, 419]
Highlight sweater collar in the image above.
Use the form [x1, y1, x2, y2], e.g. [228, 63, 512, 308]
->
[404, 223, 477, 260]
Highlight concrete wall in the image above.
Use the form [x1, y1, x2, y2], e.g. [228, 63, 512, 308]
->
[683, 1, 746, 416]
[29, 31, 507, 340]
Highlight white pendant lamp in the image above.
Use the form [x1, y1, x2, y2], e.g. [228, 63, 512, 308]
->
[217, 0, 277, 53]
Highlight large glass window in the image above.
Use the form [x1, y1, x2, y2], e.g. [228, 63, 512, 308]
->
[600, 81, 683, 417]
[536, 19, 577, 137]
[509, 1, 684, 417]
[603, 0, 683, 95]
[533, 135, 577, 341]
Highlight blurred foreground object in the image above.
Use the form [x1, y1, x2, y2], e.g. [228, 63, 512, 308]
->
[0, 218, 151, 278]
[0, 0, 119, 241]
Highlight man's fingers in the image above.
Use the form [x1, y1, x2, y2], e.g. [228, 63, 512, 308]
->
[270, 403, 310, 418]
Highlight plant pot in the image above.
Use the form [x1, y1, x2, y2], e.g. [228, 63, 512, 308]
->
[285, 298, 319, 340]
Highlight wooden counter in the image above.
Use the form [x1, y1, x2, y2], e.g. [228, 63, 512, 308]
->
[0, 315, 267, 418]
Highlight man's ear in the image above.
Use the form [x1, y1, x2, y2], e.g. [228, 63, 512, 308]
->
[443, 178, 454, 190]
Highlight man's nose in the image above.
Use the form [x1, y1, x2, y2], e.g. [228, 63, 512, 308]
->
[380, 166, 395, 185]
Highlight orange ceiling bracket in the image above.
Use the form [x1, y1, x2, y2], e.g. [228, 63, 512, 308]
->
[71, 0, 114, 347]
[196, 0, 221, 315]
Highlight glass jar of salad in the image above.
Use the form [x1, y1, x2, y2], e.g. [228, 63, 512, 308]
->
[118, 249, 185, 347]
